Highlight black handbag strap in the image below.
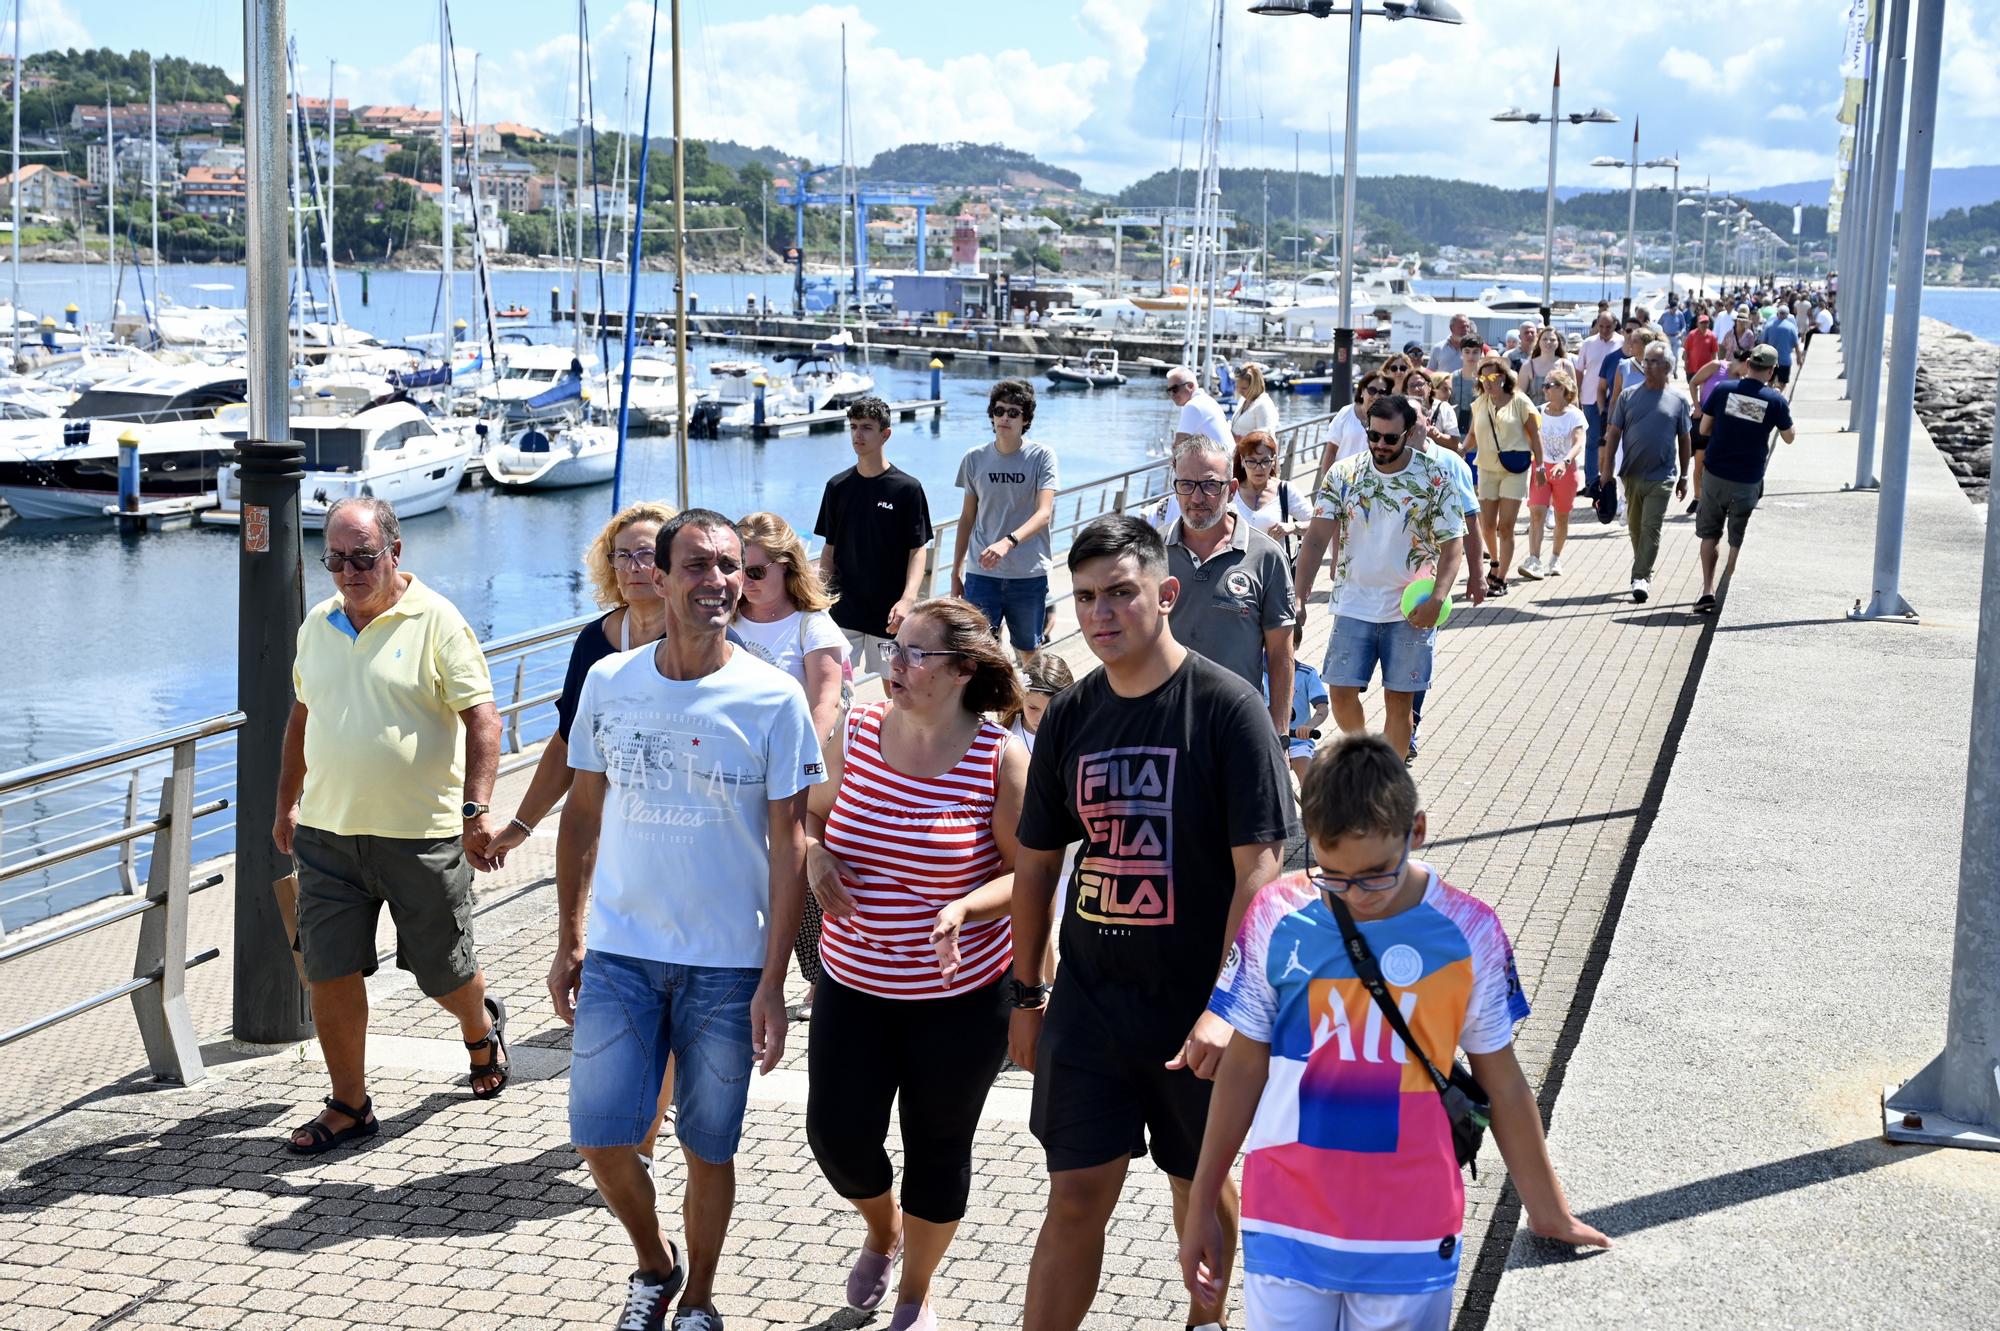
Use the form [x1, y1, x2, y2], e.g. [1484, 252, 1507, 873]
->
[1325, 892, 1453, 1097]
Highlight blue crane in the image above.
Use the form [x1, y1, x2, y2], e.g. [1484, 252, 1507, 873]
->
[776, 170, 937, 315]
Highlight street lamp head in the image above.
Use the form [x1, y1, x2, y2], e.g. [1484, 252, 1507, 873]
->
[1492, 107, 1536, 123]
[1589, 156, 1624, 167]
[1571, 108, 1620, 124]
[1247, 0, 1333, 15]
[1382, 0, 1464, 21]
[1642, 156, 1680, 169]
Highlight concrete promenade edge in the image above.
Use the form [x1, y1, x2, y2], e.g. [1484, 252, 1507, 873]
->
[1482, 339, 2000, 1329]
[0, 388, 1739, 1330]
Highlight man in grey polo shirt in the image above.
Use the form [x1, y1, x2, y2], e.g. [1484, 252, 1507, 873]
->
[1163, 435, 1296, 737]
[1601, 340, 1692, 604]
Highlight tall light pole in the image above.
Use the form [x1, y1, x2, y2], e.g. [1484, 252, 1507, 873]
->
[1491, 53, 1617, 326]
[1590, 120, 1641, 322]
[1247, 0, 1463, 406]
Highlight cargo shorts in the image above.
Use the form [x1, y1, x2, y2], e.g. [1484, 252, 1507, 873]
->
[293, 825, 479, 997]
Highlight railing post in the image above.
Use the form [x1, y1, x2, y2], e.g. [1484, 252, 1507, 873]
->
[120, 771, 142, 896]
[1112, 479, 1129, 517]
[507, 658, 526, 754]
[130, 736, 203, 1085]
[922, 539, 940, 599]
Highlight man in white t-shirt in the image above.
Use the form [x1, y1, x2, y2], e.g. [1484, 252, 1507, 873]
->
[1167, 364, 1231, 450]
[556, 509, 825, 1331]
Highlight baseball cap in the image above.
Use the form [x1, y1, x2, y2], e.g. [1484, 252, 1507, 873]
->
[1747, 344, 1779, 369]
[1402, 341, 1423, 356]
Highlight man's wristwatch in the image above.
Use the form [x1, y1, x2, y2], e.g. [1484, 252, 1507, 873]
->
[461, 801, 489, 819]
[1003, 532, 1020, 548]
[1006, 978, 1052, 1010]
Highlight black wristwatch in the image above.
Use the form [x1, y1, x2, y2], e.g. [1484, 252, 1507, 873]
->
[461, 801, 489, 819]
[1007, 978, 1052, 1010]
[1003, 532, 1021, 548]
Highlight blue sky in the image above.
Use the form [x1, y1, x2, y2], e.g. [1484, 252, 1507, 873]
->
[14, 0, 2000, 197]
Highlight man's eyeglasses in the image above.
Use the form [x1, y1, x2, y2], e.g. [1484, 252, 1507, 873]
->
[988, 405, 1025, 420]
[1171, 478, 1228, 497]
[1307, 836, 1412, 895]
[321, 548, 386, 572]
[881, 642, 964, 669]
[1166, 382, 1193, 396]
[610, 547, 657, 570]
[1364, 428, 1403, 445]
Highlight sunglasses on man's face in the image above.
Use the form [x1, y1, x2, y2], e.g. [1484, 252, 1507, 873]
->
[989, 405, 1024, 420]
[322, 548, 386, 572]
[1365, 428, 1404, 445]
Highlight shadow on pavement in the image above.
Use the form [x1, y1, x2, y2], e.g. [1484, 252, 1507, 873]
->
[1428, 807, 1642, 854]
[1506, 1136, 1936, 1269]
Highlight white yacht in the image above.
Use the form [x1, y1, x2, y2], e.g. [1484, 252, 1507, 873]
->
[209, 395, 473, 528]
[605, 352, 703, 430]
[0, 365, 249, 519]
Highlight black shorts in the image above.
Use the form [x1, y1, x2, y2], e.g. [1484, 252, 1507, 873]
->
[1029, 986, 1212, 1179]
[1774, 363, 1792, 387]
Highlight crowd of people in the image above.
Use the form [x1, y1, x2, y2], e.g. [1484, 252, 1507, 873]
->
[266, 274, 1823, 1327]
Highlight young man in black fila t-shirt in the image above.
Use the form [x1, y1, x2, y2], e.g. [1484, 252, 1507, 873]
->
[1009, 514, 1299, 1331]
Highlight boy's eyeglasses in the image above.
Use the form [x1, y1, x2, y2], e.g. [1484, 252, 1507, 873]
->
[1308, 836, 1412, 895]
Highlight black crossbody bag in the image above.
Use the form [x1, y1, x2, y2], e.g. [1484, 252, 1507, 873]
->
[1325, 894, 1493, 1176]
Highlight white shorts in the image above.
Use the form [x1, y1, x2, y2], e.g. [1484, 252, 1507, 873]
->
[1245, 1274, 1452, 1331]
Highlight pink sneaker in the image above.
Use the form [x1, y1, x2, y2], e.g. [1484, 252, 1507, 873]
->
[845, 1236, 903, 1311]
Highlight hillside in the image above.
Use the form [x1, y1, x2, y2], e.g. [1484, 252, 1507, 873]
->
[1115, 168, 1829, 250]
[2, 48, 240, 135]
[865, 142, 1081, 191]
[1733, 165, 2000, 218]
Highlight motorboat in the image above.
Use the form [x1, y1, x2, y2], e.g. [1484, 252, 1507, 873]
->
[698, 360, 814, 437]
[481, 414, 618, 490]
[477, 343, 598, 422]
[496, 305, 530, 320]
[606, 352, 705, 429]
[0, 365, 249, 519]
[1047, 348, 1128, 388]
[774, 340, 874, 412]
[211, 395, 473, 528]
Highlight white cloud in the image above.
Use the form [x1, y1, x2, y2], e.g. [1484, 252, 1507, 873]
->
[1768, 104, 1808, 122]
[1, 0, 89, 53]
[1660, 49, 1714, 83]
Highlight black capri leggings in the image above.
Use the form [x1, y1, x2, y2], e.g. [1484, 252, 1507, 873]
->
[805, 972, 1010, 1223]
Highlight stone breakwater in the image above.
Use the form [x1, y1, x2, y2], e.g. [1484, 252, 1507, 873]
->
[1915, 317, 1997, 503]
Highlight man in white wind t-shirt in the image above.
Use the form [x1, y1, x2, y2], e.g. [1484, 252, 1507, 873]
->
[555, 508, 825, 1331]
[1167, 364, 1231, 450]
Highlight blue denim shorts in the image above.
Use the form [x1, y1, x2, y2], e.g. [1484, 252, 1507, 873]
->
[1323, 614, 1437, 694]
[962, 572, 1049, 650]
[568, 949, 761, 1163]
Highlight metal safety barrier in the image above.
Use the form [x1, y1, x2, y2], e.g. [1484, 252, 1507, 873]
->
[0, 713, 245, 1084]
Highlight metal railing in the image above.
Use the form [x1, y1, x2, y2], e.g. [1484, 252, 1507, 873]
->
[0, 713, 244, 1085]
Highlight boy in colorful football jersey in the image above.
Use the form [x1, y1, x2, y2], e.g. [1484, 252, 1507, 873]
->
[1181, 734, 1607, 1328]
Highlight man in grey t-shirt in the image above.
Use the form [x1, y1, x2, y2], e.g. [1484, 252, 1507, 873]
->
[952, 378, 1059, 661]
[1602, 340, 1692, 604]
[1163, 436, 1296, 736]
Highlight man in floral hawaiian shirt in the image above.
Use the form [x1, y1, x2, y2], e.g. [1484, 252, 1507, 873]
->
[1293, 392, 1464, 761]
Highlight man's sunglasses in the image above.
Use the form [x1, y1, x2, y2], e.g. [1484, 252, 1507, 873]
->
[321, 549, 386, 572]
[988, 405, 1025, 420]
[1365, 428, 1404, 445]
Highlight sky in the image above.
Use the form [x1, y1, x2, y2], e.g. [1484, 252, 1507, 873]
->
[10, 0, 2000, 198]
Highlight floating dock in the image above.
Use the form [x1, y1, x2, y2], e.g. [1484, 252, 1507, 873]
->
[103, 496, 217, 533]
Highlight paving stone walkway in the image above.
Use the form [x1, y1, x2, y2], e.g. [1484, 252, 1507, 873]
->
[0, 433, 1723, 1331]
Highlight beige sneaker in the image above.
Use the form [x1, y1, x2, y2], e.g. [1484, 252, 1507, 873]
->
[1517, 555, 1544, 580]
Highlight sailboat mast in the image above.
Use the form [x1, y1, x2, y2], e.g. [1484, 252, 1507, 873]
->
[572, 0, 585, 358]
[287, 72, 308, 362]
[836, 22, 847, 330]
[149, 59, 159, 320]
[105, 89, 114, 320]
[324, 59, 341, 335]
[11, 3, 21, 366]
[438, 0, 454, 412]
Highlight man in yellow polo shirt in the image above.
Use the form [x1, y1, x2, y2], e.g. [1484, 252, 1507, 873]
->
[274, 497, 507, 1155]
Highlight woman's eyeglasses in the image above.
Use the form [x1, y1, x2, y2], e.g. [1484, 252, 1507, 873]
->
[1244, 455, 1277, 468]
[610, 548, 657, 570]
[321, 548, 385, 572]
[742, 563, 775, 582]
[881, 642, 964, 669]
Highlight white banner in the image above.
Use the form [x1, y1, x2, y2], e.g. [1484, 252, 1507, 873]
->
[1840, 0, 1870, 78]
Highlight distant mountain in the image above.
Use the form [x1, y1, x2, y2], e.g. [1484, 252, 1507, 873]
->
[865, 142, 1082, 191]
[702, 140, 799, 172]
[1732, 165, 2000, 217]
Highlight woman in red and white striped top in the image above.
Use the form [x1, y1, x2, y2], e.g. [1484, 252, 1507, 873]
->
[803, 598, 1029, 1331]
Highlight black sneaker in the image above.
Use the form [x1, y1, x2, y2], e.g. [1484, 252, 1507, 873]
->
[618, 1258, 686, 1331]
[1693, 593, 1718, 614]
[1686, 499, 1699, 515]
